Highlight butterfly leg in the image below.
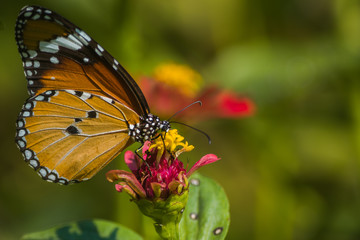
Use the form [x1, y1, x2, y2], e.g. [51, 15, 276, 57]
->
[135, 145, 152, 176]
[151, 133, 174, 158]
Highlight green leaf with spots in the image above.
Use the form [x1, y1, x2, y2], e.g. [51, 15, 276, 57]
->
[180, 173, 230, 240]
[22, 219, 143, 240]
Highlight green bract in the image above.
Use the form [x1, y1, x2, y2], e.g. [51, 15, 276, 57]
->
[136, 189, 189, 240]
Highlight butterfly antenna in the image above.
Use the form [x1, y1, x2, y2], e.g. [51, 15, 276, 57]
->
[167, 101, 202, 121]
[170, 121, 212, 144]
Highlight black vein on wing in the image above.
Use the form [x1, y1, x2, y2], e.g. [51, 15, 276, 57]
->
[27, 127, 128, 137]
[36, 134, 69, 155]
[52, 137, 89, 169]
[71, 133, 130, 180]
[35, 96, 125, 122]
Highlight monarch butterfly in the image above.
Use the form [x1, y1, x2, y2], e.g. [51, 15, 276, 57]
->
[15, 6, 171, 185]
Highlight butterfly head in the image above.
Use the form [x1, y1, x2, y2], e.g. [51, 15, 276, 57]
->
[129, 114, 171, 143]
[159, 120, 170, 132]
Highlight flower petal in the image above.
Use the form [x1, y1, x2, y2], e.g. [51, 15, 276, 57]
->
[168, 180, 185, 194]
[106, 170, 146, 198]
[187, 154, 220, 177]
[142, 141, 152, 155]
[115, 183, 137, 199]
[218, 92, 255, 117]
[124, 151, 141, 171]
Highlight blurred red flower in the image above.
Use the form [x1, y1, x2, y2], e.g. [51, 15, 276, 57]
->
[139, 63, 255, 121]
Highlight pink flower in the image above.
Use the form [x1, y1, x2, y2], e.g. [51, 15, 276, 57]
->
[106, 129, 220, 239]
[106, 129, 220, 200]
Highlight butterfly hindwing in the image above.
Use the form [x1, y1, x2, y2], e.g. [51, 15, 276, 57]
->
[15, 90, 139, 184]
[15, 5, 149, 116]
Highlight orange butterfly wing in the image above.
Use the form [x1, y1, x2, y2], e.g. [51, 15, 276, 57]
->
[16, 90, 139, 184]
[15, 6, 148, 184]
[16, 5, 149, 116]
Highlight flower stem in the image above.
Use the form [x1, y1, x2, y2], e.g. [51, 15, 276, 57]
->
[154, 220, 180, 240]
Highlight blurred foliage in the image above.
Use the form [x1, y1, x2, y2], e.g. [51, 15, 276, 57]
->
[0, 0, 360, 239]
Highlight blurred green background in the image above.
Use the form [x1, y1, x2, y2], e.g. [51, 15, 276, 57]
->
[1, 0, 360, 239]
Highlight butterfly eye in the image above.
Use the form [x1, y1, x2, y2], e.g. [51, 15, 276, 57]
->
[161, 121, 171, 132]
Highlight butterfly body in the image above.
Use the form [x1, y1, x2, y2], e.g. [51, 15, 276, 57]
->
[15, 6, 170, 184]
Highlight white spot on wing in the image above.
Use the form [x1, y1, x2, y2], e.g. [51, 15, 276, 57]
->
[23, 111, 31, 117]
[78, 29, 91, 42]
[18, 129, 26, 137]
[25, 103, 32, 109]
[101, 96, 113, 104]
[75, 29, 91, 45]
[97, 44, 104, 52]
[66, 90, 76, 95]
[50, 56, 59, 64]
[47, 174, 56, 181]
[35, 95, 45, 101]
[54, 36, 82, 50]
[33, 61, 40, 68]
[38, 168, 47, 177]
[27, 50, 38, 58]
[95, 48, 102, 56]
[67, 34, 83, 48]
[17, 120, 24, 128]
[24, 12, 32, 17]
[80, 92, 91, 100]
[29, 160, 39, 169]
[24, 149, 32, 159]
[22, 52, 29, 58]
[39, 41, 59, 53]
[17, 140, 25, 148]
[58, 179, 67, 184]
[55, 19, 64, 26]
[32, 14, 40, 20]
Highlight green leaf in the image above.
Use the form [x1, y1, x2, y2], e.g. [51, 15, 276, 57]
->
[180, 173, 230, 240]
[22, 219, 143, 240]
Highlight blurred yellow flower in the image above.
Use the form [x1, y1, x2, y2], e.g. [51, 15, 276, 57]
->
[153, 63, 203, 98]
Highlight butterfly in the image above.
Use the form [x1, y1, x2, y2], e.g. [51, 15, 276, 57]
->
[15, 6, 171, 185]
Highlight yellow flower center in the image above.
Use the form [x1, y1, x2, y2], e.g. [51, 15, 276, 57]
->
[149, 129, 194, 160]
[153, 63, 203, 98]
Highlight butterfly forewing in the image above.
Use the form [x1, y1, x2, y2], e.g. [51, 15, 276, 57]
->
[15, 5, 149, 116]
[15, 90, 140, 184]
[14, 5, 154, 184]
